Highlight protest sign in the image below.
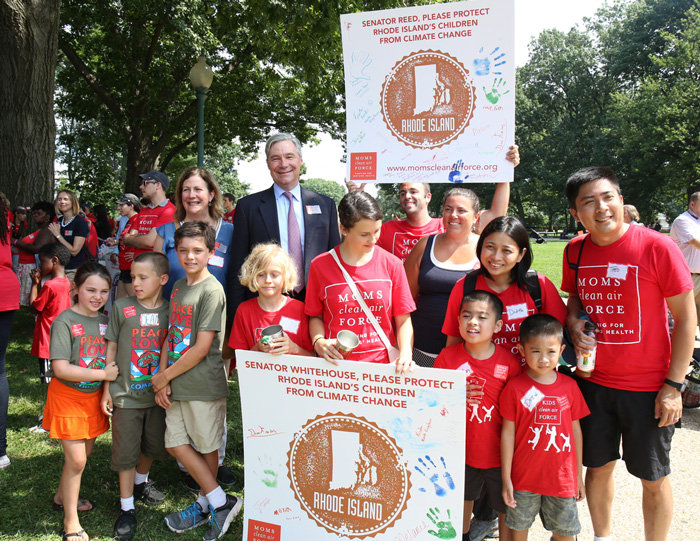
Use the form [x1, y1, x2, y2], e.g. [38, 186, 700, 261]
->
[341, 0, 515, 183]
[238, 351, 467, 540]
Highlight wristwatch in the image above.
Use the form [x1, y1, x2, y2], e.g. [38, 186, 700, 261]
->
[664, 378, 687, 392]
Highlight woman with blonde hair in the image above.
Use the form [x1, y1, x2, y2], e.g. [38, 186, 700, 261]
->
[48, 190, 92, 280]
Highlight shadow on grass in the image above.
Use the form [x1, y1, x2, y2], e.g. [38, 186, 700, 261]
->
[1, 308, 245, 540]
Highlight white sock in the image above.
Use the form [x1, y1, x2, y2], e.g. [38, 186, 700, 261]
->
[134, 471, 149, 485]
[594, 536, 613, 541]
[196, 493, 209, 509]
[120, 496, 135, 512]
[206, 486, 227, 510]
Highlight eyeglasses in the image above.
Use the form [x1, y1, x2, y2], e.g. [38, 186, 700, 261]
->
[140, 180, 158, 186]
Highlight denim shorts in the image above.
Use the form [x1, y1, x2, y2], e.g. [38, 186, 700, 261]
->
[505, 490, 580, 536]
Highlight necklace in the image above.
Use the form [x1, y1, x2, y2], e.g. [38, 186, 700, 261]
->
[61, 215, 76, 227]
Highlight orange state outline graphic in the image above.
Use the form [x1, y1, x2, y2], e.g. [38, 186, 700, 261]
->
[381, 49, 476, 149]
[287, 412, 411, 538]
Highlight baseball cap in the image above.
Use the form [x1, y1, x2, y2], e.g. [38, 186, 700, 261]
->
[139, 170, 170, 190]
[117, 193, 142, 209]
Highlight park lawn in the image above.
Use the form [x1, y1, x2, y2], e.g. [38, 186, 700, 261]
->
[530, 238, 568, 297]
[1, 308, 244, 540]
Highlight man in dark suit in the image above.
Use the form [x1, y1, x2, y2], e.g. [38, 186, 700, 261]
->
[228, 133, 341, 318]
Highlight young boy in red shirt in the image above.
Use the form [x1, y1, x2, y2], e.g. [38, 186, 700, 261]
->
[434, 290, 522, 541]
[500, 314, 589, 541]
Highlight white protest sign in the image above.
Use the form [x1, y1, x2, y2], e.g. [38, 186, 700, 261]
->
[238, 351, 466, 540]
[341, 0, 515, 184]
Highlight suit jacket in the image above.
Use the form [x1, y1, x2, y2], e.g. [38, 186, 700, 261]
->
[228, 185, 341, 318]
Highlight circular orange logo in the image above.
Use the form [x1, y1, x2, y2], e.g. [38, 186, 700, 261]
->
[287, 413, 410, 537]
[381, 50, 476, 149]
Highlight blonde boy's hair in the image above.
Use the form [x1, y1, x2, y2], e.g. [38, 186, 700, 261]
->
[238, 243, 299, 294]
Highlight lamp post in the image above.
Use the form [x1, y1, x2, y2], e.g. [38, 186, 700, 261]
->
[189, 56, 214, 167]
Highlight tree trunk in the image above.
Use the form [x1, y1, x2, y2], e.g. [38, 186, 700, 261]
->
[512, 186, 526, 222]
[0, 0, 60, 206]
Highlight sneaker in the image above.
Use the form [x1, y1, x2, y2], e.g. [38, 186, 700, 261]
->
[113, 509, 137, 540]
[29, 424, 49, 434]
[134, 479, 165, 506]
[468, 517, 498, 541]
[0, 455, 10, 468]
[164, 502, 208, 533]
[217, 465, 238, 487]
[203, 495, 243, 541]
[182, 473, 200, 492]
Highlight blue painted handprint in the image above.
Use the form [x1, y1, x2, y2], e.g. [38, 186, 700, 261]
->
[415, 455, 455, 496]
[473, 47, 506, 76]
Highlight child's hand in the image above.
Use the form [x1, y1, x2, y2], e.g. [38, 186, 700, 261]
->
[151, 371, 168, 393]
[466, 383, 484, 404]
[102, 361, 119, 381]
[268, 333, 294, 356]
[155, 385, 172, 409]
[502, 479, 517, 508]
[392, 354, 415, 375]
[101, 392, 113, 417]
[576, 474, 586, 501]
[313, 338, 344, 366]
[30, 268, 41, 286]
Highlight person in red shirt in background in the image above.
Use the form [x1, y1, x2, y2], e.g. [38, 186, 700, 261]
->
[222, 193, 235, 224]
[122, 171, 175, 258]
[110, 194, 142, 300]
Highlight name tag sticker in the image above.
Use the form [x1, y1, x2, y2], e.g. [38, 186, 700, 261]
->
[215, 242, 228, 254]
[279, 317, 300, 334]
[64, 230, 73, 237]
[71, 324, 85, 337]
[140, 313, 160, 327]
[607, 263, 628, 280]
[457, 362, 473, 377]
[521, 386, 545, 411]
[305, 205, 322, 215]
[123, 306, 137, 318]
[506, 303, 528, 320]
[210, 255, 225, 267]
[98, 323, 108, 336]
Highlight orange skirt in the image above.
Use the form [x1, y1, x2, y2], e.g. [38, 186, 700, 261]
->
[42, 379, 109, 440]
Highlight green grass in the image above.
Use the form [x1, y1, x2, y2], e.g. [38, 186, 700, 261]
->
[1, 308, 244, 540]
[529, 238, 568, 297]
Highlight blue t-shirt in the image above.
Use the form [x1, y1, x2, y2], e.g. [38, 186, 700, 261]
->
[156, 220, 233, 299]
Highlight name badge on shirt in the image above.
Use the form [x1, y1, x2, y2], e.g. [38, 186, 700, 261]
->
[521, 386, 545, 411]
[215, 241, 228, 254]
[64, 230, 73, 237]
[71, 324, 85, 337]
[140, 313, 160, 327]
[210, 255, 225, 268]
[607, 263, 628, 280]
[99, 323, 108, 336]
[123, 306, 137, 318]
[305, 205, 322, 215]
[494, 364, 509, 381]
[457, 362, 473, 376]
[279, 316, 300, 334]
[506, 303, 528, 320]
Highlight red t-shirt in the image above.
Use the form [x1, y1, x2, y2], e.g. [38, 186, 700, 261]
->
[131, 201, 175, 258]
[500, 372, 589, 497]
[305, 247, 416, 364]
[31, 277, 72, 358]
[376, 218, 444, 264]
[435, 344, 522, 468]
[18, 231, 39, 264]
[229, 297, 312, 352]
[561, 226, 692, 391]
[442, 273, 567, 357]
[223, 209, 235, 224]
[118, 213, 139, 271]
[0, 220, 19, 312]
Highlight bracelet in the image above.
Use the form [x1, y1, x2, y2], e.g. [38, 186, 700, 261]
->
[312, 336, 323, 348]
[55, 234, 61, 239]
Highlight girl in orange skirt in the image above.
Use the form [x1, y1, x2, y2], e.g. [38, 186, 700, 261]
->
[43, 262, 119, 541]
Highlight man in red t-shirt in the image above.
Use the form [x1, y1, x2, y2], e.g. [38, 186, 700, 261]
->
[123, 171, 175, 258]
[563, 166, 696, 541]
[375, 183, 444, 264]
[222, 193, 236, 224]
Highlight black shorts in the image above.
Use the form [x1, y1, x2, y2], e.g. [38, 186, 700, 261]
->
[576, 377, 673, 481]
[464, 464, 506, 514]
[119, 269, 132, 284]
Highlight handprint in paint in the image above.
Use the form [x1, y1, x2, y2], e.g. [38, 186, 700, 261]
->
[483, 77, 510, 104]
[473, 47, 507, 76]
[415, 455, 455, 496]
[427, 507, 457, 539]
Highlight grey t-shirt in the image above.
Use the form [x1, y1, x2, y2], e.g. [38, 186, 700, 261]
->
[167, 275, 228, 401]
[106, 296, 169, 408]
[49, 308, 108, 393]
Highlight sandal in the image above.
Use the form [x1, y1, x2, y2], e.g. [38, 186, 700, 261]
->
[52, 498, 97, 512]
[60, 529, 88, 541]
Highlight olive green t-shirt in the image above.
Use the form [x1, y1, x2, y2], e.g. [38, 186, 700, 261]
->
[49, 308, 108, 394]
[167, 275, 227, 401]
[106, 296, 169, 408]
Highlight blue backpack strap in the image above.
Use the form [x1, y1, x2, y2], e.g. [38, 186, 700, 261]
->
[524, 269, 542, 311]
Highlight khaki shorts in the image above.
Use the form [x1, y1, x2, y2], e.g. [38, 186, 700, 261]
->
[111, 405, 168, 471]
[165, 397, 226, 454]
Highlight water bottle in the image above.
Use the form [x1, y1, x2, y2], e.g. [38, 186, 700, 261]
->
[576, 321, 597, 372]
